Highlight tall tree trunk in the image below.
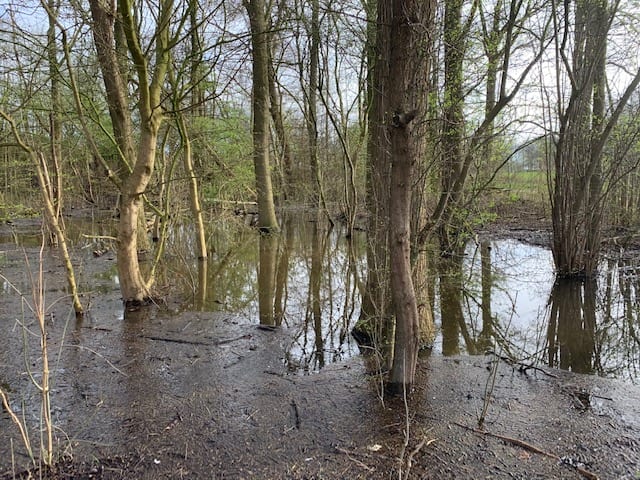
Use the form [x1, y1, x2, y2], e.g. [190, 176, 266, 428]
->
[46, 0, 63, 238]
[409, 0, 437, 349]
[438, 0, 466, 256]
[307, 0, 320, 206]
[439, 255, 465, 356]
[386, 0, 432, 394]
[268, 58, 292, 200]
[354, 0, 393, 352]
[176, 112, 207, 260]
[245, 0, 279, 233]
[258, 234, 278, 325]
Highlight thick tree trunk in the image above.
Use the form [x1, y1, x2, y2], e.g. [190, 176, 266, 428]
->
[354, 0, 393, 351]
[385, 0, 431, 394]
[439, 255, 465, 356]
[117, 127, 159, 303]
[245, 0, 279, 233]
[258, 234, 278, 325]
[388, 120, 420, 394]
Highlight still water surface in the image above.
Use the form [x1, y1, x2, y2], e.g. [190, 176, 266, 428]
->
[2, 212, 639, 383]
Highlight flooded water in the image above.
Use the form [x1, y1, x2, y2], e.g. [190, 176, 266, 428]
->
[437, 238, 640, 383]
[1, 211, 639, 384]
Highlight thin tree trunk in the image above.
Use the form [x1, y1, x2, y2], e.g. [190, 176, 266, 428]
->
[307, 0, 320, 206]
[35, 153, 83, 315]
[46, 0, 63, 243]
[0, 110, 84, 315]
[268, 58, 292, 200]
[176, 112, 207, 260]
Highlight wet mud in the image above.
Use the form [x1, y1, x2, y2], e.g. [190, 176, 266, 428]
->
[1, 216, 640, 479]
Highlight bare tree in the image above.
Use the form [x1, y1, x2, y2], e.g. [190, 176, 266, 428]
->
[244, 0, 279, 233]
[88, 0, 174, 304]
[549, 0, 640, 278]
[425, 0, 550, 255]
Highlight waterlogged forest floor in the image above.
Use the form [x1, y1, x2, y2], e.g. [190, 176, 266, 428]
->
[1, 209, 640, 479]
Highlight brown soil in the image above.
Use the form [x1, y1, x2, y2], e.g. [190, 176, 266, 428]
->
[1, 212, 640, 479]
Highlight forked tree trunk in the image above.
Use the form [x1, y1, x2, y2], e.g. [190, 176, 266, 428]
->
[89, 0, 172, 304]
[551, 0, 640, 278]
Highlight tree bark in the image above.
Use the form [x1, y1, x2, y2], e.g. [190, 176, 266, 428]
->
[258, 234, 278, 325]
[385, 0, 432, 394]
[550, 0, 640, 278]
[245, 0, 279, 233]
[306, 0, 320, 205]
[354, 0, 393, 351]
[438, 0, 466, 256]
[89, 0, 172, 304]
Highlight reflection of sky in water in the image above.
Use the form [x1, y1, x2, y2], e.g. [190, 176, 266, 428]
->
[3, 214, 639, 383]
[434, 239, 556, 356]
[479, 239, 554, 329]
[434, 239, 640, 384]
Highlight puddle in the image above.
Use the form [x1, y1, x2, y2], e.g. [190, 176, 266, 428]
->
[1, 212, 640, 383]
[436, 237, 640, 384]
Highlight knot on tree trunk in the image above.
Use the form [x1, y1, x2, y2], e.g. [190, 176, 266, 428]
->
[391, 109, 418, 128]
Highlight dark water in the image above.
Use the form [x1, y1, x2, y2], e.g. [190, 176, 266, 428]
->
[2, 212, 639, 383]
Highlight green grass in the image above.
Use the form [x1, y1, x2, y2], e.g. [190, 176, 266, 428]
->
[493, 169, 548, 203]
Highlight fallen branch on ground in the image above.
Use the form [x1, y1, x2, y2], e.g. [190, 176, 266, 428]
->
[138, 333, 251, 346]
[454, 422, 599, 480]
[488, 350, 559, 378]
[335, 447, 375, 472]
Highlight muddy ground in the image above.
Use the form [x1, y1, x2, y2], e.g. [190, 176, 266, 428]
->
[1, 212, 640, 479]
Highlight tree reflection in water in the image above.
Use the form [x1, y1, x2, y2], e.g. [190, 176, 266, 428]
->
[14, 213, 640, 383]
[162, 212, 366, 374]
[436, 237, 640, 384]
[547, 279, 596, 374]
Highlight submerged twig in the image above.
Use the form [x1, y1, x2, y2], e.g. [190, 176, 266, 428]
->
[138, 333, 251, 346]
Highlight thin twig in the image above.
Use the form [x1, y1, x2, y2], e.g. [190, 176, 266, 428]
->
[454, 422, 599, 480]
[0, 388, 33, 462]
[403, 437, 436, 480]
[64, 345, 129, 377]
[335, 447, 375, 472]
